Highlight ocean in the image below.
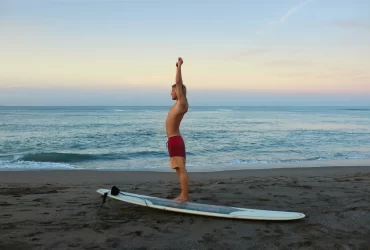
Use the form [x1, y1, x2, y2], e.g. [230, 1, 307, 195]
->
[1, 106, 370, 171]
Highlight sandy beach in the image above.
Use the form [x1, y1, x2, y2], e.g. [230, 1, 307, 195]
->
[1, 166, 370, 250]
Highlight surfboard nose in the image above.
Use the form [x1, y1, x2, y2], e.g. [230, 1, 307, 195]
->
[230, 210, 306, 220]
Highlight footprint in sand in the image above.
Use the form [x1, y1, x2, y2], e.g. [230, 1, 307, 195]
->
[257, 198, 270, 201]
[105, 237, 122, 248]
[124, 230, 143, 237]
[0, 202, 12, 206]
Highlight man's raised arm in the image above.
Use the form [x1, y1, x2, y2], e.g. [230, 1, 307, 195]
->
[176, 57, 186, 103]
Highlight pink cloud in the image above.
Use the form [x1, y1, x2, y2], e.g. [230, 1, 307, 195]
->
[224, 48, 268, 60]
[331, 20, 370, 30]
[239, 49, 268, 57]
[264, 60, 311, 67]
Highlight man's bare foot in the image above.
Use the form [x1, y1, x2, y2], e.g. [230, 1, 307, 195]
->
[174, 195, 188, 202]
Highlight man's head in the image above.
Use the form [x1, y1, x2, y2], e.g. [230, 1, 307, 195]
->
[171, 84, 187, 100]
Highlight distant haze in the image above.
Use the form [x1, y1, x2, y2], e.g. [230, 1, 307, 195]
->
[1, 87, 369, 106]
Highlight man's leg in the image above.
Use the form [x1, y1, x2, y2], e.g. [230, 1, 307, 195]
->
[172, 157, 189, 201]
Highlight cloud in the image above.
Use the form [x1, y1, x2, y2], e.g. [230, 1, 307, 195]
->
[257, 0, 315, 35]
[0, 20, 32, 28]
[0, 20, 47, 35]
[331, 20, 370, 30]
[224, 49, 268, 60]
[275, 69, 370, 82]
[50, 0, 124, 3]
[275, 72, 311, 77]
[0, 84, 24, 89]
[271, 0, 314, 25]
[264, 60, 311, 67]
[239, 49, 268, 57]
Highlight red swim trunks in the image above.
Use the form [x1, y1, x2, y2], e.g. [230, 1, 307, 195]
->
[167, 135, 186, 158]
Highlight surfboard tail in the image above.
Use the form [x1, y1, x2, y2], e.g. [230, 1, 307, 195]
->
[97, 185, 121, 214]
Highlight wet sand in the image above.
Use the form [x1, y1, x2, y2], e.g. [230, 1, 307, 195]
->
[1, 166, 370, 250]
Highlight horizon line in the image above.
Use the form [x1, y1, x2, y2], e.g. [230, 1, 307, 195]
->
[1, 105, 370, 107]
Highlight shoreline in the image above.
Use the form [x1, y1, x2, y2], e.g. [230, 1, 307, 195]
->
[1, 165, 370, 184]
[1, 158, 370, 173]
[1, 164, 369, 249]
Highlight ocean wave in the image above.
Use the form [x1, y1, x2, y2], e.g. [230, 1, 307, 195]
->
[17, 151, 169, 163]
[125, 151, 168, 158]
[2, 154, 370, 170]
[216, 109, 233, 112]
[338, 108, 370, 111]
[20, 152, 101, 163]
[191, 155, 365, 167]
[0, 158, 79, 170]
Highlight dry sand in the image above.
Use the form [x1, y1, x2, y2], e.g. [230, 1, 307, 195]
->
[1, 166, 370, 250]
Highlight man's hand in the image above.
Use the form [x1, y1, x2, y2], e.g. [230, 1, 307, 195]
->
[176, 57, 183, 67]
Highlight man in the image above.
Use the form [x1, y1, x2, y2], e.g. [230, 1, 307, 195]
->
[166, 57, 189, 202]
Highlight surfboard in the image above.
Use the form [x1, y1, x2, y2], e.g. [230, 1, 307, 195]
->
[97, 188, 305, 221]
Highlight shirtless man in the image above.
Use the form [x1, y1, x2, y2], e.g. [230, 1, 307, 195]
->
[165, 57, 189, 202]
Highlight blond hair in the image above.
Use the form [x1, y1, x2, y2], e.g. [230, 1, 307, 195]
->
[172, 84, 187, 97]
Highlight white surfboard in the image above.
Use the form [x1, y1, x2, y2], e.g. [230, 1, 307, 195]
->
[97, 188, 305, 221]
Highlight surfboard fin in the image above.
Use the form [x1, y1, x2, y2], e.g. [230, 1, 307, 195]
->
[111, 186, 120, 196]
[97, 186, 121, 215]
[97, 192, 108, 215]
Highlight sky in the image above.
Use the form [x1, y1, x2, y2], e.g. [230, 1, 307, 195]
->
[0, 0, 369, 106]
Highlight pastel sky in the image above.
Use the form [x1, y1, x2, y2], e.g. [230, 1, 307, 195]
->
[1, 0, 369, 106]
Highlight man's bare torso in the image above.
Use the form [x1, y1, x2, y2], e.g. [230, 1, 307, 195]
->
[166, 101, 188, 137]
